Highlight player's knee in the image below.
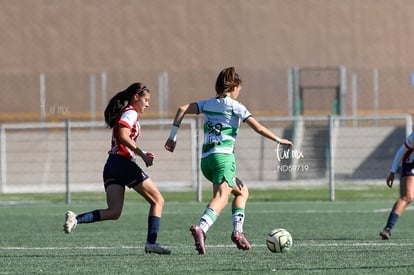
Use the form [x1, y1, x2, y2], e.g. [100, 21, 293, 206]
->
[241, 185, 249, 198]
[107, 211, 122, 220]
[401, 195, 414, 203]
[235, 177, 248, 196]
[156, 195, 165, 207]
[112, 213, 121, 220]
[149, 194, 165, 208]
[112, 214, 121, 220]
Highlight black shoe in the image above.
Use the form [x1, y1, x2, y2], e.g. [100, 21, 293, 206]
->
[379, 227, 391, 240]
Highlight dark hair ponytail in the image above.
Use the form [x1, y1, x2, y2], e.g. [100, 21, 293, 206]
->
[215, 67, 242, 96]
[104, 82, 148, 128]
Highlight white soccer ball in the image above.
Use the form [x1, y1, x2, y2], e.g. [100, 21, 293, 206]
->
[266, 228, 293, 253]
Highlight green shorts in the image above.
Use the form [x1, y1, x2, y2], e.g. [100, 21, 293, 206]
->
[200, 153, 236, 187]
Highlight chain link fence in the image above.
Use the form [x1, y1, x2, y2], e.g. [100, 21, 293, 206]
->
[0, 115, 410, 202]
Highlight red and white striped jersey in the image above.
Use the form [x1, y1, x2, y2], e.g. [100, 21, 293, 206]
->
[391, 131, 414, 172]
[108, 105, 141, 161]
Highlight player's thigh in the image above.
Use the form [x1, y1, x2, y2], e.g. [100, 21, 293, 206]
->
[401, 163, 414, 199]
[403, 176, 414, 200]
[212, 181, 233, 197]
[105, 184, 125, 212]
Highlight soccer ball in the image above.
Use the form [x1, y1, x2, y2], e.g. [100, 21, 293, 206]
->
[266, 228, 293, 253]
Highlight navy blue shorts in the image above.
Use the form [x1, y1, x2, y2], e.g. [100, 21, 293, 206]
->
[103, 154, 149, 190]
[402, 162, 414, 177]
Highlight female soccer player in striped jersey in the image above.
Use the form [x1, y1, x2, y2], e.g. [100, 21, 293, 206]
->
[380, 131, 414, 240]
[165, 67, 293, 254]
[63, 83, 170, 254]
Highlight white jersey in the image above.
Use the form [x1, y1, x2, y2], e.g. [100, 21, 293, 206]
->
[196, 96, 252, 158]
[391, 131, 414, 172]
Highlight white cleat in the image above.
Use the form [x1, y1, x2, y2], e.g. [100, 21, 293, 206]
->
[63, 211, 77, 234]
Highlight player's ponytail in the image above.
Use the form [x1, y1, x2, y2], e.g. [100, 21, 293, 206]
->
[104, 83, 147, 128]
[215, 67, 242, 96]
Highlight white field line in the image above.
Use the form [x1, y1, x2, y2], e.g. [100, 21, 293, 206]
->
[373, 206, 414, 213]
[1, 242, 414, 251]
[244, 206, 414, 214]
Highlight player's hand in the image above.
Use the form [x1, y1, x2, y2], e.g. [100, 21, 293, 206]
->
[142, 152, 154, 167]
[386, 172, 394, 188]
[279, 139, 293, 148]
[164, 138, 176, 152]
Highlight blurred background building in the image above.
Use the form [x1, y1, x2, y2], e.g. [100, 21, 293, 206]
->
[1, 0, 414, 122]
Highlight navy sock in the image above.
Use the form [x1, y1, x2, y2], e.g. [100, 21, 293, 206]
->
[76, 210, 101, 224]
[386, 212, 399, 229]
[147, 216, 160, 244]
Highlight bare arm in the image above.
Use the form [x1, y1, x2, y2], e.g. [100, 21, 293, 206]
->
[171, 103, 199, 127]
[386, 144, 407, 188]
[165, 103, 199, 152]
[245, 116, 293, 146]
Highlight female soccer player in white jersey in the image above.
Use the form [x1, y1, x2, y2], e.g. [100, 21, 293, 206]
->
[63, 83, 170, 254]
[380, 131, 414, 240]
[164, 67, 293, 254]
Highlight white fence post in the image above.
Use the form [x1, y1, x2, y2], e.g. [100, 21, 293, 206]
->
[90, 74, 96, 123]
[339, 66, 347, 116]
[40, 73, 46, 122]
[373, 68, 379, 119]
[0, 124, 6, 193]
[158, 71, 168, 121]
[101, 72, 107, 112]
[351, 72, 358, 127]
[65, 118, 71, 204]
[328, 115, 335, 201]
[195, 116, 202, 203]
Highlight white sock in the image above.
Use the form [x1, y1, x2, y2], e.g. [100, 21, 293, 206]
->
[232, 212, 245, 233]
[199, 208, 218, 233]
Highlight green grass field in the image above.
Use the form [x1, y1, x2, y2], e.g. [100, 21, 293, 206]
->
[1, 186, 414, 274]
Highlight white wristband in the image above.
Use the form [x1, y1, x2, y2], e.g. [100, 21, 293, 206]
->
[275, 137, 281, 143]
[169, 125, 179, 141]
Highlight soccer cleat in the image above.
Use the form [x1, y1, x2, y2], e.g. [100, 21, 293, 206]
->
[231, 231, 251, 250]
[189, 225, 206, 254]
[379, 227, 392, 240]
[144, 243, 171, 254]
[63, 211, 78, 234]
